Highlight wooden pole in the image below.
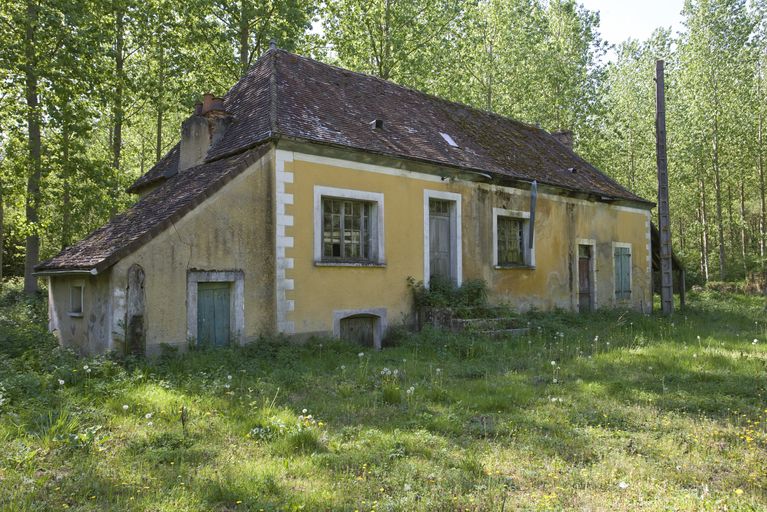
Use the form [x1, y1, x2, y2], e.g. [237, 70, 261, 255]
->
[656, 60, 674, 315]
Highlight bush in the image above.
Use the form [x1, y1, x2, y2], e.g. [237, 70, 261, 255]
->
[407, 276, 488, 309]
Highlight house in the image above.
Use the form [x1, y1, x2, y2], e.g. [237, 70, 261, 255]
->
[35, 48, 654, 356]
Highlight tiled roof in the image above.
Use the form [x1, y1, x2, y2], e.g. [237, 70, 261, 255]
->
[36, 145, 270, 273]
[131, 49, 649, 205]
[44, 49, 651, 272]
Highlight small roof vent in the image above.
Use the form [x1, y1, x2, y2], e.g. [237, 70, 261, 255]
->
[440, 132, 459, 148]
[370, 119, 384, 130]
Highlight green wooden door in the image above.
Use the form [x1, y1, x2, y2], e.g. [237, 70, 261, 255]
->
[197, 282, 231, 347]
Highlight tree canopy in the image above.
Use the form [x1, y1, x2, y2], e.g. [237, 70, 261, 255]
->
[1, 0, 765, 289]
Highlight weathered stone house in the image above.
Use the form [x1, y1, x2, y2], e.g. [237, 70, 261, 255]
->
[35, 49, 654, 356]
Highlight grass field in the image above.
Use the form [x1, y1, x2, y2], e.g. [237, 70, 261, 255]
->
[0, 280, 766, 511]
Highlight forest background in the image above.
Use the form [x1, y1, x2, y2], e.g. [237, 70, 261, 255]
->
[1, 0, 763, 293]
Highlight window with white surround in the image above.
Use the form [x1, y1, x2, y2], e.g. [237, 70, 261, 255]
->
[314, 186, 385, 265]
[493, 208, 534, 268]
[613, 242, 632, 300]
[69, 284, 84, 316]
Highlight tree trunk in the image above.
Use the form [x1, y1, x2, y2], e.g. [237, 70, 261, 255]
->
[239, 0, 250, 76]
[61, 114, 71, 249]
[740, 176, 747, 275]
[712, 117, 726, 280]
[111, 6, 124, 217]
[0, 180, 4, 287]
[23, 0, 41, 295]
[700, 172, 710, 282]
[758, 72, 766, 285]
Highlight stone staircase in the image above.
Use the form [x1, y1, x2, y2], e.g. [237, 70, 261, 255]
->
[450, 316, 529, 337]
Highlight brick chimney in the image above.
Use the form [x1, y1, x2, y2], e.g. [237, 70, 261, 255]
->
[551, 130, 574, 150]
[179, 93, 232, 172]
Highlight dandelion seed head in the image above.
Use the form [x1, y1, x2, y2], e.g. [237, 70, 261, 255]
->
[618, 481, 629, 490]
[58, 379, 65, 386]
[145, 413, 153, 419]
[122, 404, 129, 410]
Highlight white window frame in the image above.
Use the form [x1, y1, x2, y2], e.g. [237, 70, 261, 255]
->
[576, 238, 597, 309]
[493, 208, 535, 268]
[187, 270, 245, 345]
[313, 186, 385, 266]
[423, 189, 462, 286]
[612, 242, 633, 302]
[68, 282, 84, 317]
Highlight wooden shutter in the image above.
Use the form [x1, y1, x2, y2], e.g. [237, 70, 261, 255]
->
[614, 247, 631, 300]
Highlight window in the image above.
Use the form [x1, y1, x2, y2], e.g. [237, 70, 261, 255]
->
[69, 285, 83, 316]
[493, 208, 534, 268]
[314, 186, 385, 266]
[497, 217, 525, 265]
[614, 244, 632, 300]
[322, 198, 372, 260]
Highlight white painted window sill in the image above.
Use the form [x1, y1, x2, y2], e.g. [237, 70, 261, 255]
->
[68, 312, 84, 318]
[315, 261, 386, 268]
[495, 265, 536, 270]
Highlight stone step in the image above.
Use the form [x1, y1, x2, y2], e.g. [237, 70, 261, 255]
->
[450, 317, 524, 331]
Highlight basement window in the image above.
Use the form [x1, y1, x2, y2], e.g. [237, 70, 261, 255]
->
[493, 208, 534, 268]
[69, 285, 84, 317]
[314, 186, 385, 266]
[440, 132, 459, 148]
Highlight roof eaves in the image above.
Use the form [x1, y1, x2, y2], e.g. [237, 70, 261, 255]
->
[278, 134, 654, 208]
[35, 143, 273, 274]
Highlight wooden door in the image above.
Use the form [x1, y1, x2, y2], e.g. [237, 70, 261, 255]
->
[429, 199, 452, 282]
[197, 282, 231, 346]
[578, 245, 592, 312]
[340, 315, 375, 347]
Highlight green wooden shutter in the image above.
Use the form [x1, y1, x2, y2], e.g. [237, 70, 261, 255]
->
[614, 247, 631, 300]
[197, 282, 231, 346]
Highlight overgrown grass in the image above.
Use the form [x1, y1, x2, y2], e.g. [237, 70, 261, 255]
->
[1, 278, 766, 511]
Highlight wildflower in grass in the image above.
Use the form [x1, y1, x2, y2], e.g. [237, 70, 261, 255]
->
[735, 489, 744, 495]
[753, 339, 758, 345]
[340, 365, 346, 371]
[145, 413, 153, 419]
[406, 386, 415, 395]
[147, 421, 153, 427]
[58, 379, 65, 386]
[436, 368, 442, 374]
[404, 483, 412, 492]
[302, 409, 308, 414]
[122, 404, 129, 411]
[551, 361, 556, 366]
[358, 352, 364, 359]
[227, 375, 232, 380]
[618, 481, 629, 490]
[224, 383, 231, 389]
[83, 365, 89, 371]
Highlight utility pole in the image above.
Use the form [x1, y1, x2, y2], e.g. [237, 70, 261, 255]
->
[656, 60, 674, 315]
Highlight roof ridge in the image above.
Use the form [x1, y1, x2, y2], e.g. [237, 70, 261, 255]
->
[268, 48, 279, 135]
[275, 49, 548, 135]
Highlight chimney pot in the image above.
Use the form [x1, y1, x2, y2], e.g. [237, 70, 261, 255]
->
[209, 96, 225, 112]
[202, 93, 215, 114]
[180, 93, 232, 172]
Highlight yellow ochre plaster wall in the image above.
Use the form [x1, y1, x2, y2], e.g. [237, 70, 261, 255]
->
[48, 274, 112, 355]
[277, 148, 652, 339]
[107, 148, 276, 355]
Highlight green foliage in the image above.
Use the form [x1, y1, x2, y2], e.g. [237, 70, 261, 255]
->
[407, 275, 488, 308]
